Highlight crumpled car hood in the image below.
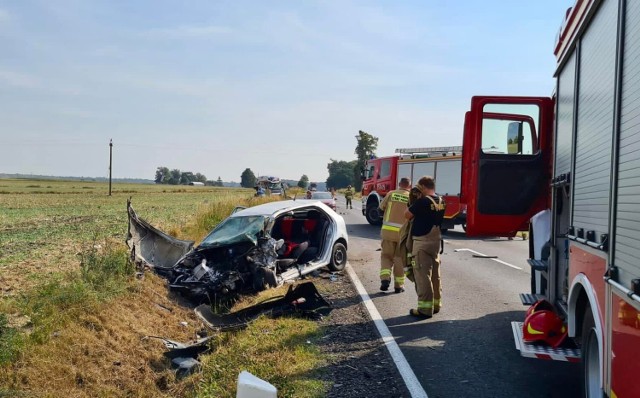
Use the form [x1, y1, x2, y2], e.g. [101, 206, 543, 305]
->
[126, 199, 194, 270]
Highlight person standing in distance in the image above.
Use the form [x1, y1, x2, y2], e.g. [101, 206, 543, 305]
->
[378, 177, 411, 293]
[344, 185, 354, 209]
[404, 176, 446, 318]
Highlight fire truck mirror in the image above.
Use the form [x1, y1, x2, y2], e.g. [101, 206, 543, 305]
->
[507, 122, 523, 154]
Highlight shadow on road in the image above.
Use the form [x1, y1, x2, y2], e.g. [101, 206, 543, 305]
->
[383, 311, 581, 398]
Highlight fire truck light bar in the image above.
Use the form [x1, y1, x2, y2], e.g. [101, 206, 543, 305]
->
[395, 146, 463, 154]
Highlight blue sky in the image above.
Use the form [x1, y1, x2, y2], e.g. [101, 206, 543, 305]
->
[0, 0, 571, 182]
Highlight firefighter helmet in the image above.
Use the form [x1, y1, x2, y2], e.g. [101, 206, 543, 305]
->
[526, 299, 555, 317]
[522, 310, 567, 348]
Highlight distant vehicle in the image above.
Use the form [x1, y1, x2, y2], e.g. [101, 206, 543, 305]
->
[257, 176, 286, 196]
[310, 191, 337, 211]
[189, 181, 204, 186]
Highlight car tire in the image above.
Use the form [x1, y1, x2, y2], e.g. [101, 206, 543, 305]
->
[263, 268, 277, 288]
[328, 242, 347, 272]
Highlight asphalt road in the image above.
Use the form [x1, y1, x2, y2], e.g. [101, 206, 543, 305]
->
[338, 200, 581, 398]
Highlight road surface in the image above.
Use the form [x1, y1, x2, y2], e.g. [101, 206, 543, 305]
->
[339, 200, 581, 398]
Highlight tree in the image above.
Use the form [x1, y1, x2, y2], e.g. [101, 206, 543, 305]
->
[297, 174, 309, 189]
[195, 173, 207, 183]
[168, 169, 181, 185]
[326, 159, 357, 189]
[240, 168, 257, 188]
[354, 130, 378, 191]
[215, 176, 224, 187]
[180, 171, 195, 185]
[154, 166, 170, 184]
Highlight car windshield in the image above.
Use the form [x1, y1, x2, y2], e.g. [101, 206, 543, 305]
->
[199, 215, 267, 247]
[311, 192, 332, 199]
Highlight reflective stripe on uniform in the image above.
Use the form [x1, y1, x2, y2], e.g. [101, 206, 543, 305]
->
[380, 269, 392, 277]
[434, 299, 442, 307]
[394, 276, 405, 284]
[382, 225, 400, 232]
[418, 301, 433, 309]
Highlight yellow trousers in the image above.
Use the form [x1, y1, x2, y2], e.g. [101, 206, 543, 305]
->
[411, 227, 442, 316]
[380, 239, 405, 288]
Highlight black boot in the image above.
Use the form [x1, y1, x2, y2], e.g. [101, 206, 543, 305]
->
[380, 280, 390, 291]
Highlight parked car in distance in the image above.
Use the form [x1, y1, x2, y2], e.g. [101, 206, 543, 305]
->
[309, 191, 337, 211]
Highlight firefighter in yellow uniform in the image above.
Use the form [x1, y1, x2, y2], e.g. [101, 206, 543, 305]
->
[378, 177, 411, 293]
[405, 176, 446, 318]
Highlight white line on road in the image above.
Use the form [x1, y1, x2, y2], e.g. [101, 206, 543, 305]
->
[345, 263, 429, 398]
[454, 248, 523, 270]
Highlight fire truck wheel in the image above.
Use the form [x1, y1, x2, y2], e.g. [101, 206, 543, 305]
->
[365, 205, 382, 226]
[581, 307, 602, 398]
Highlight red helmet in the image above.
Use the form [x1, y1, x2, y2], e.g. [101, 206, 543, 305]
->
[526, 299, 555, 317]
[523, 310, 567, 348]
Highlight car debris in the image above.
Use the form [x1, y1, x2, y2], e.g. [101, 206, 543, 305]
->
[126, 199, 348, 303]
[194, 282, 332, 331]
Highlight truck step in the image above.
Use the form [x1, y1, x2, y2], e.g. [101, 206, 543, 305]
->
[519, 293, 545, 305]
[511, 322, 581, 362]
[527, 259, 548, 271]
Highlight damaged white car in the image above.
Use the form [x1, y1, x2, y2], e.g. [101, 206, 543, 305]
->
[126, 199, 348, 303]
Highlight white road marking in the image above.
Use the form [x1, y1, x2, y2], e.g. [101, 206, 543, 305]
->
[454, 248, 523, 270]
[345, 263, 429, 398]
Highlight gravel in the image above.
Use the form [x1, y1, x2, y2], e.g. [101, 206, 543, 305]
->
[312, 270, 411, 398]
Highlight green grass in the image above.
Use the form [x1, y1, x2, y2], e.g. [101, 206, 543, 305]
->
[196, 316, 326, 398]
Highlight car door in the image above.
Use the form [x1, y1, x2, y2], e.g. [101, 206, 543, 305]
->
[461, 96, 554, 236]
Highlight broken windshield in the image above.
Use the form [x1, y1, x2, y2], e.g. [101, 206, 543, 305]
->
[199, 216, 267, 247]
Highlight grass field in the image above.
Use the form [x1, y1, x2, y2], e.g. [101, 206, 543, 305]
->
[0, 179, 327, 397]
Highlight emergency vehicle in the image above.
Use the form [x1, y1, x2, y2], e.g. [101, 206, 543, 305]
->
[360, 146, 466, 231]
[461, 1, 640, 396]
[257, 176, 286, 196]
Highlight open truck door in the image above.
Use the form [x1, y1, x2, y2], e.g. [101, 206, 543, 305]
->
[461, 96, 554, 237]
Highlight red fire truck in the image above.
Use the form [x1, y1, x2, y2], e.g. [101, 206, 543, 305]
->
[461, 1, 640, 396]
[360, 146, 466, 231]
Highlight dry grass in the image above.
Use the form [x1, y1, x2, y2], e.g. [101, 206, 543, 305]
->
[0, 275, 201, 398]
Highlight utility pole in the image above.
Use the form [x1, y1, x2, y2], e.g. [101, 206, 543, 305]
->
[108, 139, 113, 196]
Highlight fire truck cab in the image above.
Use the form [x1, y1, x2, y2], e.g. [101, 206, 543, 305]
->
[462, 1, 640, 396]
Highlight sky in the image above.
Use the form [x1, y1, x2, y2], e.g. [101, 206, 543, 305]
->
[0, 0, 571, 183]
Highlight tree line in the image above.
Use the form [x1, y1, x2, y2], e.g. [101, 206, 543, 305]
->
[154, 167, 223, 186]
[239, 130, 378, 192]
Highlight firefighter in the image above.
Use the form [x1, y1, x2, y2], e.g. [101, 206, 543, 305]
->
[344, 185, 354, 209]
[397, 186, 423, 284]
[378, 177, 411, 293]
[404, 176, 446, 318]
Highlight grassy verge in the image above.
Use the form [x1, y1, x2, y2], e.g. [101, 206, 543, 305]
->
[0, 179, 330, 397]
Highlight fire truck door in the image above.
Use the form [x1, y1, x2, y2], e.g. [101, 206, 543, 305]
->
[461, 96, 554, 236]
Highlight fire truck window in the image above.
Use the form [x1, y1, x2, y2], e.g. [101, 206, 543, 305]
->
[481, 104, 540, 155]
[367, 165, 375, 179]
[380, 160, 391, 178]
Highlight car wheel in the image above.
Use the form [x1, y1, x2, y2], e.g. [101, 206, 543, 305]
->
[328, 242, 347, 271]
[263, 268, 277, 288]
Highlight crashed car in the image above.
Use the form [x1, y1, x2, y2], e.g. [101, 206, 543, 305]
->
[127, 199, 348, 302]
